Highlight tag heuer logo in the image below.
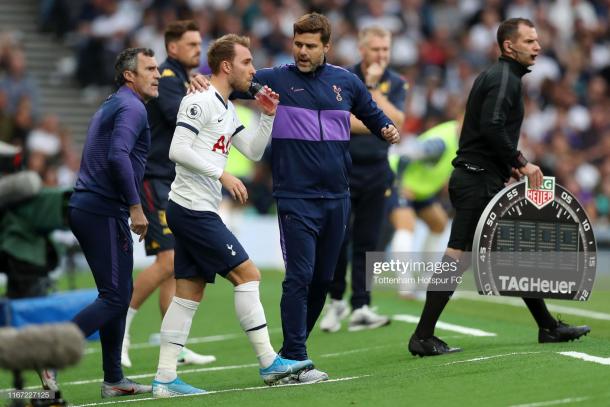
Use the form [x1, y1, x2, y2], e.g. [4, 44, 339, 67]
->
[525, 176, 555, 209]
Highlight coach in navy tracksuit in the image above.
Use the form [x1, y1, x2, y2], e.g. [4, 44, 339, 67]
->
[60, 48, 158, 395]
[253, 13, 400, 382]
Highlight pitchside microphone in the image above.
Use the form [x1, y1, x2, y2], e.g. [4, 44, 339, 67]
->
[0, 171, 42, 209]
[0, 324, 84, 407]
[0, 323, 85, 371]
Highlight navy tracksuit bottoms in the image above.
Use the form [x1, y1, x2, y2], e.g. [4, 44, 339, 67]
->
[276, 197, 350, 360]
[69, 207, 133, 383]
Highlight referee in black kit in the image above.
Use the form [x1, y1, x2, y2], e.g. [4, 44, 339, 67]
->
[408, 18, 591, 357]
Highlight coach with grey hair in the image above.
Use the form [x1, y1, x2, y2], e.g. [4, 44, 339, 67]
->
[38, 48, 159, 398]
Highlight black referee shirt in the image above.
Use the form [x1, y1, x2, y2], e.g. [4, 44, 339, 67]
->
[453, 56, 530, 180]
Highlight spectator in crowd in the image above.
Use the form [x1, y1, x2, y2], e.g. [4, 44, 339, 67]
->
[2, 0, 608, 224]
[0, 48, 41, 119]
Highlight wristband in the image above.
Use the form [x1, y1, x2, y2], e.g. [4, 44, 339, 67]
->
[512, 151, 528, 168]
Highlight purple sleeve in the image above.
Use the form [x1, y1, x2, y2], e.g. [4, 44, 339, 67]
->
[108, 103, 145, 205]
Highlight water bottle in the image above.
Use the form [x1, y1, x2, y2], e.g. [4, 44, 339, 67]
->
[249, 82, 278, 110]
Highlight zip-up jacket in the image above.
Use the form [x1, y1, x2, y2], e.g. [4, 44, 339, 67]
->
[453, 56, 530, 180]
[145, 57, 189, 181]
[70, 85, 150, 218]
[255, 62, 393, 198]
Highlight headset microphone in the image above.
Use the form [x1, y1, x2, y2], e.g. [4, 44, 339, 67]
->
[509, 45, 527, 57]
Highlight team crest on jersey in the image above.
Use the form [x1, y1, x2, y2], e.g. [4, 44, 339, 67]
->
[332, 85, 342, 101]
[186, 104, 202, 119]
[379, 81, 390, 94]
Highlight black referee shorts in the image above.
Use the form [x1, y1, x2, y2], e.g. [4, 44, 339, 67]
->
[447, 166, 505, 251]
[140, 178, 175, 256]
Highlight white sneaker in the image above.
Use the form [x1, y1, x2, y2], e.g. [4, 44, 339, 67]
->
[320, 300, 349, 333]
[37, 369, 59, 392]
[177, 347, 217, 366]
[121, 335, 132, 368]
[280, 367, 329, 384]
[348, 305, 391, 332]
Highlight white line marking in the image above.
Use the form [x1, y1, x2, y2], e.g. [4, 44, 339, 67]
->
[71, 375, 370, 407]
[442, 352, 542, 365]
[558, 351, 610, 365]
[0, 363, 258, 391]
[508, 396, 589, 407]
[320, 345, 391, 358]
[454, 291, 610, 321]
[84, 329, 281, 354]
[393, 314, 496, 337]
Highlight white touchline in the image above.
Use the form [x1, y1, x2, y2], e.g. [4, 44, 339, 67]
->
[320, 345, 392, 358]
[84, 333, 239, 354]
[0, 363, 259, 391]
[392, 314, 496, 336]
[558, 351, 610, 365]
[442, 352, 543, 366]
[84, 328, 282, 354]
[508, 396, 589, 407]
[454, 291, 610, 321]
[70, 375, 371, 407]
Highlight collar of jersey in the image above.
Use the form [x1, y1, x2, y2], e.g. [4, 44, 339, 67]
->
[289, 57, 328, 77]
[117, 85, 144, 103]
[165, 57, 189, 80]
[499, 55, 531, 77]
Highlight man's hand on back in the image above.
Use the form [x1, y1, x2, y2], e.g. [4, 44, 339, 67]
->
[187, 74, 210, 94]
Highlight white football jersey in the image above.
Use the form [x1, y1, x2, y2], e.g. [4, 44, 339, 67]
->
[169, 86, 245, 213]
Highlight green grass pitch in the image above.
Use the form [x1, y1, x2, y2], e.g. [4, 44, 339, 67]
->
[2, 269, 610, 406]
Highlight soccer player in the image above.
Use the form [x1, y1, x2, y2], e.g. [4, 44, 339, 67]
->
[252, 13, 400, 383]
[151, 34, 313, 397]
[387, 120, 458, 299]
[408, 18, 590, 357]
[320, 26, 406, 333]
[39, 48, 159, 397]
[121, 19, 215, 369]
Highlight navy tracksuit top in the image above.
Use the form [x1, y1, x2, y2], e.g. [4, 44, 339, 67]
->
[70, 85, 150, 217]
[254, 62, 393, 199]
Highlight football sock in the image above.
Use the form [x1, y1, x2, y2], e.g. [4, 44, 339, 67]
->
[414, 255, 459, 338]
[392, 229, 414, 292]
[423, 231, 444, 254]
[124, 307, 137, 338]
[414, 291, 452, 339]
[234, 281, 277, 368]
[155, 297, 199, 383]
[523, 298, 557, 329]
[391, 229, 413, 253]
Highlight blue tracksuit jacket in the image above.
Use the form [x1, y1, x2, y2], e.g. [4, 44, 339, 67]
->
[254, 62, 393, 199]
